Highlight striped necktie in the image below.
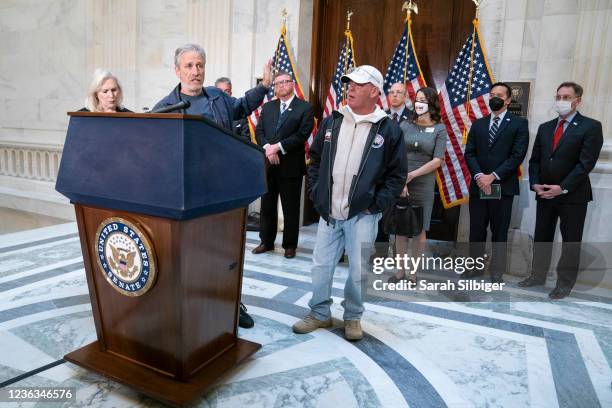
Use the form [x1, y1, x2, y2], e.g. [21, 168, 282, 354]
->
[488, 116, 500, 147]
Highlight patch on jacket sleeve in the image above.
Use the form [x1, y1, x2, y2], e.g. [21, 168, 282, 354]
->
[324, 129, 332, 142]
[372, 134, 384, 149]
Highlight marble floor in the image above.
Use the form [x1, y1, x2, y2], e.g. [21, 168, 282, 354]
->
[0, 208, 68, 235]
[0, 222, 610, 407]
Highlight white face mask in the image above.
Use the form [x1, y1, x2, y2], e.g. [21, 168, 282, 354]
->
[414, 101, 429, 115]
[554, 100, 573, 116]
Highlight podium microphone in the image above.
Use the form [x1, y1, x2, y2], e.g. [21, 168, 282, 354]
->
[151, 100, 191, 113]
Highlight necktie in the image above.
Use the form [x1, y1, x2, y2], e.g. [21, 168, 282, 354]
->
[276, 102, 288, 131]
[392, 112, 398, 122]
[552, 119, 566, 150]
[488, 116, 500, 147]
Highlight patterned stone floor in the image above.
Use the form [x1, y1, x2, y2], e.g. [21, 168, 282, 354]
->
[0, 222, 610, 407]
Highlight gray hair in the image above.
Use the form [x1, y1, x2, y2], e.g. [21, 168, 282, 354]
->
[174, 43, 206, 67]
[85, 68, 124, 112]
[214, 77, 232, 86]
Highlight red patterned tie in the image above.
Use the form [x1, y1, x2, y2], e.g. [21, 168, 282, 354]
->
[552, 119, 566, 150]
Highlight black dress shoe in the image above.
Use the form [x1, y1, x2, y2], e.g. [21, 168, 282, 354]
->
[284, 248, 296, 258]
[239, 303, 254, 328]
[549, 287, 571, 300]
[252, 244, 273, 254]
[518, 276, 545, 287]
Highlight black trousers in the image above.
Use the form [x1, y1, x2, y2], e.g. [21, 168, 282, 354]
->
[530, 200, 587, 289]
[259, 170, 302, 249]
[469, 195, 514, 279]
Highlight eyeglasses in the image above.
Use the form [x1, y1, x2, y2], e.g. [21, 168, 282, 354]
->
[273, 79, 293, 86]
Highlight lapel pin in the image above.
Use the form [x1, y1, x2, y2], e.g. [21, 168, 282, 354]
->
[506, 118, 510, 121]
[288, 108, 293, 111]
[573, 122, 578, 125]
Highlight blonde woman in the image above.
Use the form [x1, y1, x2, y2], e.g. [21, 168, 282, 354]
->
[80, 68, 130, 113]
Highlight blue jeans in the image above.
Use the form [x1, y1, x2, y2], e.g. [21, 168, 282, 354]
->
[308, 213, 381, 321]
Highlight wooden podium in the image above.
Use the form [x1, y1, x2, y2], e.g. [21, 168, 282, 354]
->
[56, 112, 267, 407]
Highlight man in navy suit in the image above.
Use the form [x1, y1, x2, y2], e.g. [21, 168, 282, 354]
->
[386, 82, 412, 124]
[519, 82, 603, 299]
[463, 82, 529, 283]
[252, 71, 314, 259]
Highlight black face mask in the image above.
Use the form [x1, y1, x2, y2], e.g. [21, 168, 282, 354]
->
[489, 97, 505, 111]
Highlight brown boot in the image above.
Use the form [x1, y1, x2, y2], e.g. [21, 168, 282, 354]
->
[292, 314, 332, 334]
[344, 320, 363, 341]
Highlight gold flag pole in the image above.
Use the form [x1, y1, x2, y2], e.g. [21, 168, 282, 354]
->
[341, 9, 354, 103]
[402, 1, 418, 83]
[463, 0, 483, 143]
[274, 8, 289, 75]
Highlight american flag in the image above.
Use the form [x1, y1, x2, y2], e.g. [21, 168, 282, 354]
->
[248, 24, 309, 146]
[323, 30, 356, 118]
[436, 20, 495, 208]
[381, 19, 426, 110]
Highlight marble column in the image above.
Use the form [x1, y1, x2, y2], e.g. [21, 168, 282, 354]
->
[85, 0, 138, 111]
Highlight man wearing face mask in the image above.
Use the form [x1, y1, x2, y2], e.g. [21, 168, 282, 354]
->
[519, 82, 603, 299]
[463, 82, 529, 283]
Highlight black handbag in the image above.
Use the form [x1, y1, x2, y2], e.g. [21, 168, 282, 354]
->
[382, 197, 423, 237]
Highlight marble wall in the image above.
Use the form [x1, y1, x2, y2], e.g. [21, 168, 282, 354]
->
[0, 0, 610, 245]
[457, 0, 612, 245]
[0, 0, 312, 219]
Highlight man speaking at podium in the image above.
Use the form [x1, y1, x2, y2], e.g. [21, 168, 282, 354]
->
[154, 43, 272, 131]
[154, 43, 273, 329]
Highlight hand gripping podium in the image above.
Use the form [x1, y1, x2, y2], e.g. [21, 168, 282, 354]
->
[56, 112, 266, 406]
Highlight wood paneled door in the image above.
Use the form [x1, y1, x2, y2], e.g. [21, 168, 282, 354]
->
[306, 0, 476, 241]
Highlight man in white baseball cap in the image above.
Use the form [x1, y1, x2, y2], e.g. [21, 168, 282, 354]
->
[341, 64, 384, 91]
[292, 64, 406, 341]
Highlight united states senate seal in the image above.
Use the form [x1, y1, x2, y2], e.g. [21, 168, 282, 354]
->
[94, 217, 157, 296]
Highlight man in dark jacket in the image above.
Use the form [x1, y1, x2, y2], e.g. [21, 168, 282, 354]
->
[214, 76, 253, 142]
[154, 43, 272, 329]
[463, 82, 529, 283]
[386, 82, 413, 124]
[252, 71, 314, 259]
[292, 65, 407, 341]
[519, 81, 603, 299]
[153, 43, 271, 131]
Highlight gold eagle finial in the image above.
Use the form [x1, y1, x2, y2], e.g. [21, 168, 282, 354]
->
[402, 1, 418, 15]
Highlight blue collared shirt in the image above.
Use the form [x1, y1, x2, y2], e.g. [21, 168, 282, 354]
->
[557, 111, 577, 132]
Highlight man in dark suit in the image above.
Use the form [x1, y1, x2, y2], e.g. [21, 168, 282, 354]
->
[374, 82, 412, 244]
[463, 82, 529, 283]
[252, 71, 314, 259]
[519, 82, 603, 299]
[386, 82, 412, 124]
[214, 77, 253, 142]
